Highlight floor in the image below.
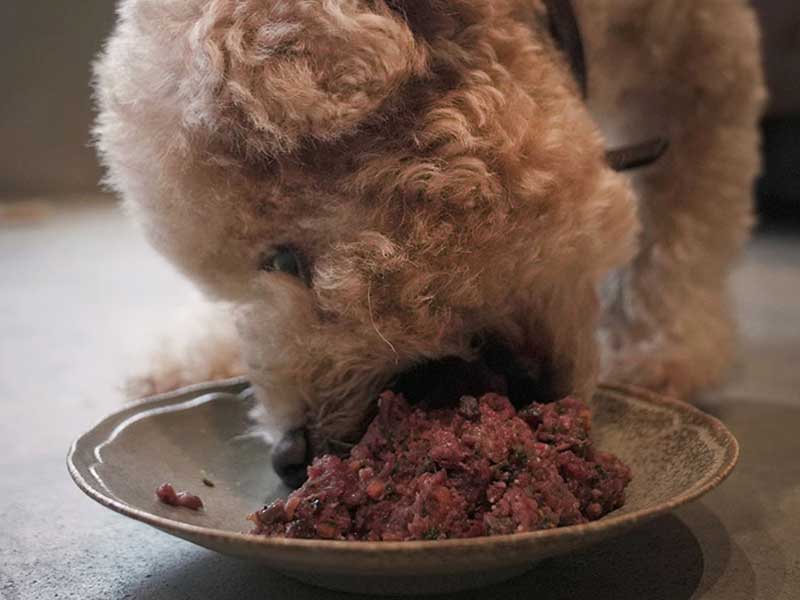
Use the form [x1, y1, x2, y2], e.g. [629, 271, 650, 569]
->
[0, 198, 798, 600]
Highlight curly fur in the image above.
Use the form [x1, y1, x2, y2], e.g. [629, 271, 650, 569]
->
[95, 0, 765, 447]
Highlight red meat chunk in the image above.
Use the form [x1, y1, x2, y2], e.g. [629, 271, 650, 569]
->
[157, 483, 204, 511]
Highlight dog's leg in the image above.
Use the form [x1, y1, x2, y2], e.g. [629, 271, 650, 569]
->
[125, 301, 244, 398]
[579, 1, 767, 398]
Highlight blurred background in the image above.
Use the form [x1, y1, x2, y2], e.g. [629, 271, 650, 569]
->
[0, 1, 797, 222]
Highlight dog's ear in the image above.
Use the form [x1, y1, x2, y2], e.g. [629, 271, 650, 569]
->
[207, 1, 429, 158]
[384, 0, 442, 37]
[384, 0, 491, 39]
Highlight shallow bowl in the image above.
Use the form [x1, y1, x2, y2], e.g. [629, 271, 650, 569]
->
[68, 379, 738, 595]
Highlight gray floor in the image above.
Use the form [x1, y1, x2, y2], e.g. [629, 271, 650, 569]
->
[1, 198, 798, 600]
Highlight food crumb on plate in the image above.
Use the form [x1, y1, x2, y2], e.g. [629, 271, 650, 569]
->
[156, 483, 204, 511]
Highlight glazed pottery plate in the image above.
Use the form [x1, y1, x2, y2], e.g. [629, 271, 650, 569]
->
[68, 379, 738, 595]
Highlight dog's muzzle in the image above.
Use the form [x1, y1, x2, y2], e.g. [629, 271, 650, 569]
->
[271, 334, 558, 489]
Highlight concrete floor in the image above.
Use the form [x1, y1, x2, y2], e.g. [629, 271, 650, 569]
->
[0, 198, 798, 599]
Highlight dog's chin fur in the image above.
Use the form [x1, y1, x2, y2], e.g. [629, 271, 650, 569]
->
[96, 0, 765, 445]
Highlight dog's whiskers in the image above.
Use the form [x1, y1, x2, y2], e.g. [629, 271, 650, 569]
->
[368, 282, 400, 364]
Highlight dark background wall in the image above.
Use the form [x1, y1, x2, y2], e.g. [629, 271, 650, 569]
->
[755, 1, 800, 225]
[0, 2, 115, 196]
[0, 1, 797, 221]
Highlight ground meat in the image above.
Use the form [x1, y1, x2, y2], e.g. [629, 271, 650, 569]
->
[250, 393, 631, 541]
[156, 483, 204, 511]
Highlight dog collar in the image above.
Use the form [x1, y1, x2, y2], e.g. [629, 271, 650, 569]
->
[544, 0, 669, 171]
[543, 0, 588, 98]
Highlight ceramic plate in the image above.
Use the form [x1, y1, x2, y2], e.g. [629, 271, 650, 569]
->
[68, 379, 738, 595]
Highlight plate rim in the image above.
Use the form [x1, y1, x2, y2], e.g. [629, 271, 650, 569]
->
[67, 379, 739, 554]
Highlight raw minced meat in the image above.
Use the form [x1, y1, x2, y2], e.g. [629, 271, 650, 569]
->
[250, 392, 631, 541]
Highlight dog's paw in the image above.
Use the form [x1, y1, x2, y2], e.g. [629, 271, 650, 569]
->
[124, 373, 179, 400]
[122, 301, 245, 400]
[123, 346, 245, 400]
[602, 342, 734, 402]
[604, 354, 689, 399]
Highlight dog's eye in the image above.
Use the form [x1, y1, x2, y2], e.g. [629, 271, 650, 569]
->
[261, 247, 308, 284]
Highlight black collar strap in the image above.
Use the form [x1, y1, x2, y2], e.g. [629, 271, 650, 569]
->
[606, 138, 670, 171]
[543, 0, 588, 98]
[544, 0, 669, 171]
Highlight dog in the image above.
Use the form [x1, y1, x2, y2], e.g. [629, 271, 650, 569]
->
[95, 0, 765, 487]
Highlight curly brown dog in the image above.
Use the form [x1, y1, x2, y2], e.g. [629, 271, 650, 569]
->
[95, 0, 765, 485]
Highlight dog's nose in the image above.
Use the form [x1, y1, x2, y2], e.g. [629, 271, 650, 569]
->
[272, 427, 310, 489]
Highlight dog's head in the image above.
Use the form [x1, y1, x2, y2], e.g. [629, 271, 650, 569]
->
[96, 0, 638, 485]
